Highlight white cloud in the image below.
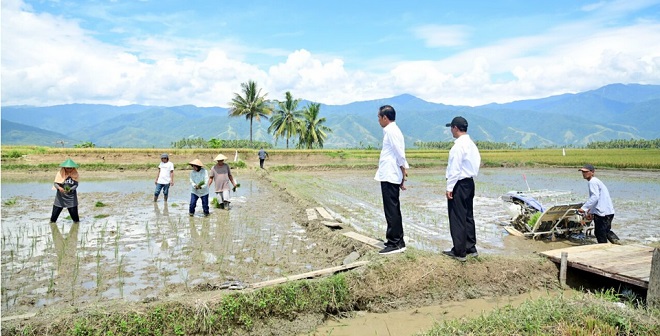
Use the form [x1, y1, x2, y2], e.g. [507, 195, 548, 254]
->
[1, 0, 660, 108]
[411, 24, 470, 47]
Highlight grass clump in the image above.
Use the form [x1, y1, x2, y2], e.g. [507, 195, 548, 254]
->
[3, 198, 17, 206]
[95, 201, 106, 207]
[2, 273, 354, 335]
[422, 294, 659, 336]
[94, 214, 110, 219]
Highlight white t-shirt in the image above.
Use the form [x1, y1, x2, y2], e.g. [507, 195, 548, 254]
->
[157, 161, 174, 184]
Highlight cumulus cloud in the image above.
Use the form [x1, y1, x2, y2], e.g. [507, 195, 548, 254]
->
[1, 0, 660, 107]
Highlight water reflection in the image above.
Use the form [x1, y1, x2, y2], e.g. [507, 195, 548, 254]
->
[153, 201, 169, 217]
[49, 222, 80, 302]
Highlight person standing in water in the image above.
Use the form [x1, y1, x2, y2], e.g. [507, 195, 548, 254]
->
[51, 158, 81, 223]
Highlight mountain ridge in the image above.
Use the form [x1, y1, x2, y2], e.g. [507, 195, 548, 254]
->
[2, 83, 659, 148]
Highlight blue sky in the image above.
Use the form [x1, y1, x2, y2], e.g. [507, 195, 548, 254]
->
[2, 0, 660, 107]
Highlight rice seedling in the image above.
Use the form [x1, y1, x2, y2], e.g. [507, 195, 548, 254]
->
[3, 198, 17, 206]
[95, 201, 106, 207]
[94, 214, 110, 219]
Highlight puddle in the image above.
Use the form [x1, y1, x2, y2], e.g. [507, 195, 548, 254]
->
[308, 289, 576, 336]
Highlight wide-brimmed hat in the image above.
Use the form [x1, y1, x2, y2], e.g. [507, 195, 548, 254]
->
[188, 159, 204, 167]
[214, 154, 227, 161]
[59, 158, 79, 168]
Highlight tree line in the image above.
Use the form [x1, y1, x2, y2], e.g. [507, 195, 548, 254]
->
[170, 138, 272, 149]
[415, 140, 518, 150]
[585, 138, 660, 149]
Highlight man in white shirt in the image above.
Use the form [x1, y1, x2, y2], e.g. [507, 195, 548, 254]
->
[577, 164, 619, 244]
[374, 105, 409, 255]
[444, 116, 481, 262]
[154, 153, 175, 202]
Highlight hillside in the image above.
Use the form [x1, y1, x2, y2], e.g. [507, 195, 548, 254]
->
[2, 83, 659, 148]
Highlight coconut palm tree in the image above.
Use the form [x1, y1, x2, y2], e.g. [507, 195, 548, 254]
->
[268, 91, 304, 149]
[228, 80, 272, 145]
[298, 103, 332, 149]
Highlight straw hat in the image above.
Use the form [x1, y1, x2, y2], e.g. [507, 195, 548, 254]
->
[214, 154, 227, 161]
[188, 159, 204, 167]
[59, 158, 80, 168]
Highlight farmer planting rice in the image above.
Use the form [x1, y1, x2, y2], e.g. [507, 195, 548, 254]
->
[50, 158, 81, 223]
[188, 158, 210, 216]
[208, 154, 238, 210]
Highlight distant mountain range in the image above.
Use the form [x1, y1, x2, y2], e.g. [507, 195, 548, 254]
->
[2, 83, 659, 148]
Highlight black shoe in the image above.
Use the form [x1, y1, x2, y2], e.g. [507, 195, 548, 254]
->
[467, 252, 479, 258]
[379, 245, 406, 255]
[442, 249, 467, 262]
[189, 213, 194, 217]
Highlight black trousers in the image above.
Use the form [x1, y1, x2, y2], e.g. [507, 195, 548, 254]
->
[381, 182, 405, 248]
[50, 205, 80, 223]
[593, 214, 614, 243]
[447, 178, 476, 257]
[259, 159, 265, 168]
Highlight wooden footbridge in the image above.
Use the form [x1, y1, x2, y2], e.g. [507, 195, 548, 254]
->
[539, 243, 660, 306]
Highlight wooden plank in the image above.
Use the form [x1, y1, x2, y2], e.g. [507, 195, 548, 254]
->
[503, 226, 525, 237]
[321, 221, 343, 229]
[342, 231, 385, 249]
[315, 207, 334, 220]
[250, 261, 369, 289]
[540, 244, 654, 289]
[306, 208, 318, 220]
[647, 248, 660, 309]
[1, 312, 37, 322]
[565, 261, 648, 288]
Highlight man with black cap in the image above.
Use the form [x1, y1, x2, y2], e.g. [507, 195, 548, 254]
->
[443, 116, 481, 262]
[577, 164, 619, 244]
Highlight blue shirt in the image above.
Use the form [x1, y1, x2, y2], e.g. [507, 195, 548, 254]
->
[580, 176, 615, 216]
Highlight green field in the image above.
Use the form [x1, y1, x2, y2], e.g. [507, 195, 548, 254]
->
[2, 146, 659, 170]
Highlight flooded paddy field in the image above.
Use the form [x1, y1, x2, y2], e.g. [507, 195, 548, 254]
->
[2, 166, 659, 318]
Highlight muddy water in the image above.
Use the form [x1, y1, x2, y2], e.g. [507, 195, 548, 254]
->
[308, 289, 576, 336]
[1, 167, 658, 316]
[270, 167, 660, 255]
[1, 171, 328, 313]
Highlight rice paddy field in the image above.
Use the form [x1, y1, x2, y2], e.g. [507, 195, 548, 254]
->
[1, 147, 659, 334]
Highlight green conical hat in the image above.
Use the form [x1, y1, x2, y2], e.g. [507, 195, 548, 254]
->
[60, 158, 80, 168]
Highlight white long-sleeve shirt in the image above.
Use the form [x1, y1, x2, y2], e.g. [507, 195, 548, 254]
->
[375, 122, 408, 184]
[446, 134, 481, 191]
[580, 176, 615, 216]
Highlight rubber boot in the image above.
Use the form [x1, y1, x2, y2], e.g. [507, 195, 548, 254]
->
[153, 195, 158, 202]
[164, 195, 168, 202]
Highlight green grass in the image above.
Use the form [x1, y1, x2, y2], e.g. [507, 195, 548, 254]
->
[94, 201, 106, 207]
[3, 198, 17, 206]
[93, 214, 110, 219]
[422, 294, 659, 336]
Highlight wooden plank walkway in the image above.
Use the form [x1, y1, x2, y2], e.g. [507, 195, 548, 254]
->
[342, 231, 385, 249]
[539, 244, 655, 288]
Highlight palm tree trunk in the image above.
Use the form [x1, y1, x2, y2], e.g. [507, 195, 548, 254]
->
[249, 117, 253, 144]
